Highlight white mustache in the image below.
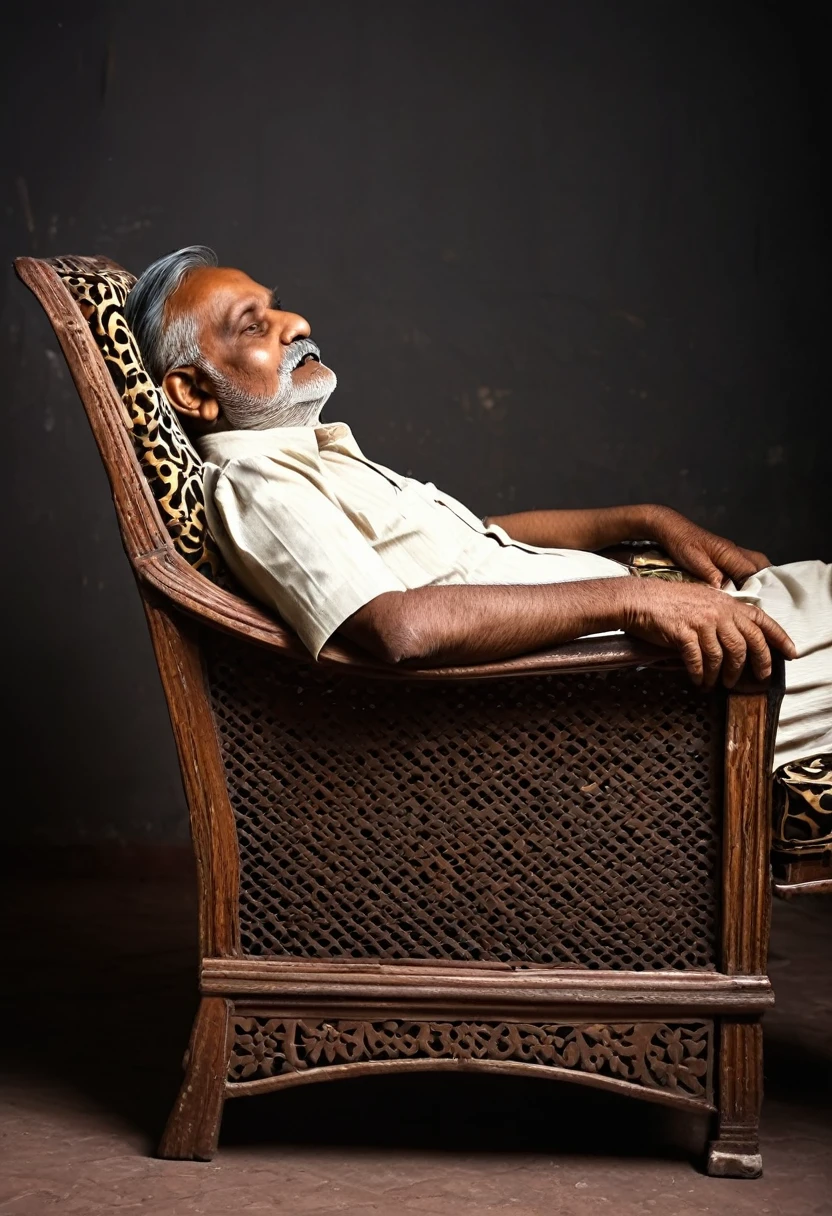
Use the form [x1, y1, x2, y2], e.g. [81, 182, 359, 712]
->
[281, 338, 322, 373]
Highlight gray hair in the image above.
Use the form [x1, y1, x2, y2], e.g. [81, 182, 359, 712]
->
[124, 245, 218, 383]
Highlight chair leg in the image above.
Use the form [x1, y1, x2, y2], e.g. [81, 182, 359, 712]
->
[707, 1020, 763, 1178]
[158, 997, 232, 1161]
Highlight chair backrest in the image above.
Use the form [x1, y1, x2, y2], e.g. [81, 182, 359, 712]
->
[46, 255, 223, 580]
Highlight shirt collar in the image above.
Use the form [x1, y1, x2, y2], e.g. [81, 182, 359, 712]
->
[196, 421, 361, 465]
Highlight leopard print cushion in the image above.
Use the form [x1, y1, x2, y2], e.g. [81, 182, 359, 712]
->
[773, 754, 832, 851]
[49, 256, 222, 579]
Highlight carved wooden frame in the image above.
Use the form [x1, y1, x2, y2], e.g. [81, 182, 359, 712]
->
[16, 255, 783, 1178]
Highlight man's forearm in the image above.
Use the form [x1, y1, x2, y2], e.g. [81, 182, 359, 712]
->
[343, 577, 640, 666]
[486, 505, 659, 550]
[342, 572, 793, 686]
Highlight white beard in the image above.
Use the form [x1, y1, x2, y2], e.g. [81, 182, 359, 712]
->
[206, 359, 337, 431]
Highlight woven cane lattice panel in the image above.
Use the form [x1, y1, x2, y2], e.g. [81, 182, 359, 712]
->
[205, 634, 723, 968]
[227, 1017, 713, 1102]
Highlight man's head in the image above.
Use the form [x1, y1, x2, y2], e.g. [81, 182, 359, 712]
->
[124, 246, 337, 432]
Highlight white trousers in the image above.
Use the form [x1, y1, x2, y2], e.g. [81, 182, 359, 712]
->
[725, 560, 832, 770]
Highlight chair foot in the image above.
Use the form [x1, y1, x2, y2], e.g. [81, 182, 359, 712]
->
[157, 997, 231, 1161]
[706, 1142, 763, 1178]
[706, 1019, 764, 1178]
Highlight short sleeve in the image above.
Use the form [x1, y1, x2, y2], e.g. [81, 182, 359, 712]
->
[203, 454, 405, 658]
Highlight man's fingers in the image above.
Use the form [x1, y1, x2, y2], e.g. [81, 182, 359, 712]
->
[703, 542, 768, 585]
[744, 605, 797, 660]
[714, 543, 755, 579]
[721, 555, 758, 583]
[717, 622, 747, 687]
[679, 547, 723, 588]
[698, 625, 723, 690]
[741, 548, 771, 571]
[679, 632, 704, 686]
[735, 616, 772, 681]
[761, 615, 797, 660]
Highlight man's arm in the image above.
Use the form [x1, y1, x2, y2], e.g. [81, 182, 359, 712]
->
[485, 505, 655, 551]
[487, 504, 771, 587]
[341, 577, 795, 689]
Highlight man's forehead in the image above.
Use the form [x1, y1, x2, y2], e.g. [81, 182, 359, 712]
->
[168, 266, 268, 321]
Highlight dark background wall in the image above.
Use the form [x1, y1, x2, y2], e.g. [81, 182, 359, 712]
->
[1, 0, 827, 853]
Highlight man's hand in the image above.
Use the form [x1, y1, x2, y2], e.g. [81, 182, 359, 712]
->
[623, 578, 795, 688]
[485, 505, 771, 584]
[343, 575, 795, 687]
[647, 506, 770, 588]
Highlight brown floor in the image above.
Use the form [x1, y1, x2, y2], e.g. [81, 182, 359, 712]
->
[0, 875, 829, 1216]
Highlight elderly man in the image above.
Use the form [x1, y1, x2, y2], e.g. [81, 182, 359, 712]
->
[126, 246, 832, 772]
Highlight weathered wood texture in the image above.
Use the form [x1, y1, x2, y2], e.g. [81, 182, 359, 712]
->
[708, 683, 780, 1178]
[142, 603, 240, 959]
[722, 691, 778, 977]
[200, 959, 773, 1016]
[157, 997, 232, 1161]
[707, 1020, 765, 1178]
[225, 1016, 716, 1113]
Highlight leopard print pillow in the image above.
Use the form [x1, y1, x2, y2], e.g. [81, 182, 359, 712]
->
[49, 256, 223, 580]
[773, 754, 832, 851]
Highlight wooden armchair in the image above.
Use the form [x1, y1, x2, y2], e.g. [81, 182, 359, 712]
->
[16, 254, 786, 1179]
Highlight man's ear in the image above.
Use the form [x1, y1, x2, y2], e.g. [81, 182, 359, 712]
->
[162, 365, 221, 424]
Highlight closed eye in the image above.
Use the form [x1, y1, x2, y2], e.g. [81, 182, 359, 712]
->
[239, 307, 268, 335]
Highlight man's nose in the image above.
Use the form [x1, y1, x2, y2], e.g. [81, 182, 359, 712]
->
[278, 311, 311, 343]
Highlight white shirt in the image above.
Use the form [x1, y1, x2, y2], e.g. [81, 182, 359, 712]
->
[197, 423, 628, 658]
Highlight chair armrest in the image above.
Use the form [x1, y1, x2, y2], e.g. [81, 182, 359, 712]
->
[136, 544, 675, 682]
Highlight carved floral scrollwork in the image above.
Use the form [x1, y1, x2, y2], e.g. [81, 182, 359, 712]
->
[228, 1018, 712, 1100]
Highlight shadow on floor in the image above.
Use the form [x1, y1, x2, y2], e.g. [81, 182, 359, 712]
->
[221, 1070, 708, 1164]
